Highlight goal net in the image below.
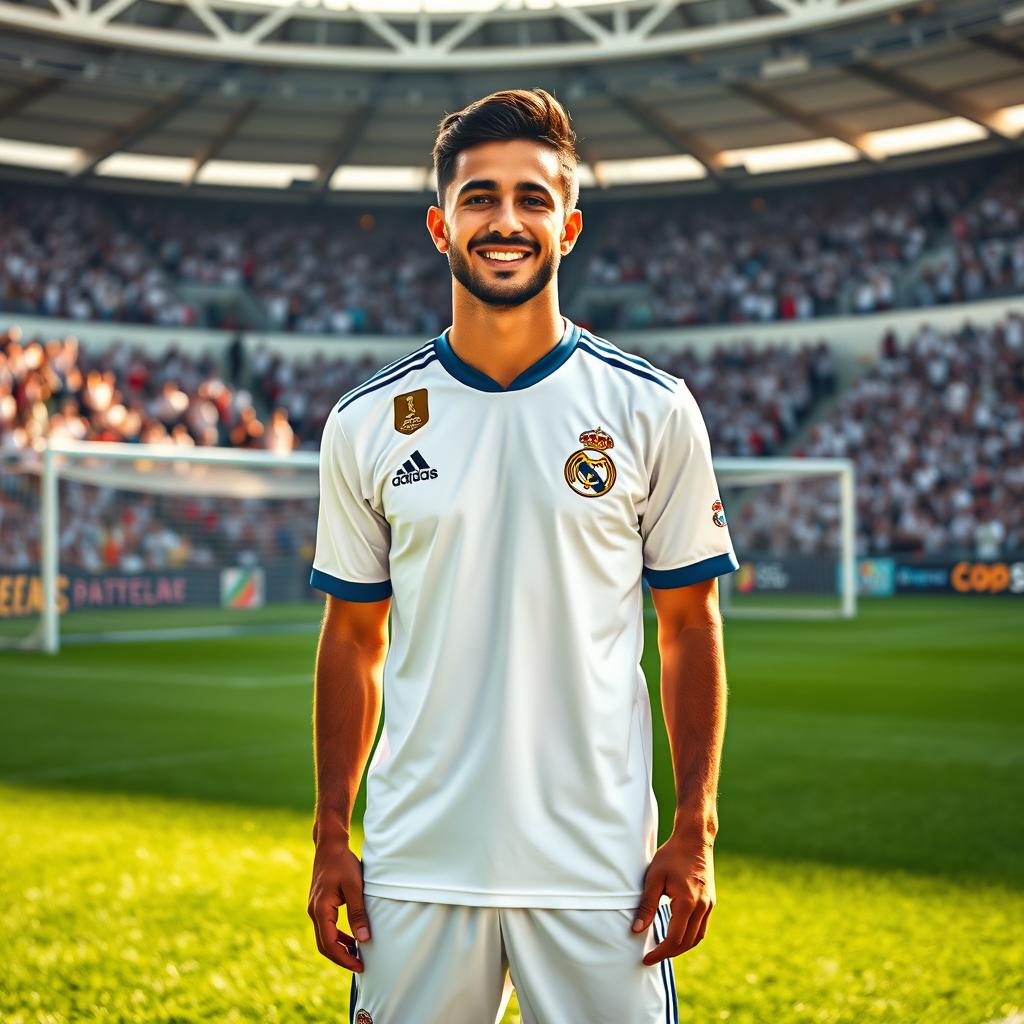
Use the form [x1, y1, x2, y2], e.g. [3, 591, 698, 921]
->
[4, 440, 321, 653]
[715, 457, 857, 620]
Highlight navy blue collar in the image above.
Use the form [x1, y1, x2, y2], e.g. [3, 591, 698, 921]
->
[433, 316, 581, 393]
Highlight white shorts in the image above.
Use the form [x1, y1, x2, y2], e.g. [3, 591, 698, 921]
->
[348, 893, 679, 1024]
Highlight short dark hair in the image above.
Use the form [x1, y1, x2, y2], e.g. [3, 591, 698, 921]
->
[432, 88, 580, 217]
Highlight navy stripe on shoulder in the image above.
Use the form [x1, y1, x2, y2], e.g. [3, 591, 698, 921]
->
[336, 340, 434, 407]
[337, 351, 438, 413]
[577, 341, 675, 392]
[579, 330, 676, 386]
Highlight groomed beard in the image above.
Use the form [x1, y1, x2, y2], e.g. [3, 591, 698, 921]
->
[445, 229, 559, 308]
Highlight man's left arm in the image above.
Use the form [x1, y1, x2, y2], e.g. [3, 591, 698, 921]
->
[632, 575, 726, 965]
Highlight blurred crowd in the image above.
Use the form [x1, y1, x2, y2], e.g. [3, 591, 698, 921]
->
[0, 186, 196, 327]
[0, 327, 291, 453]
[0, 322, 385, 574]
[627, 339, 835, 457]
[733, 314, 1024, 560]
[121, 202, 451, 337]
[2, 154, 1021, 336]
[583, 164, 976, 329]
[914, 162, 1024, 307]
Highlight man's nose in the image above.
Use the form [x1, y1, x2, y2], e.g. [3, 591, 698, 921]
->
[490, 198, 524, 235]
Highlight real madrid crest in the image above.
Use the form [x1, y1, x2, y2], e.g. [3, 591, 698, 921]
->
[564, 427, 617, 498]
[394, 388, 428, 435]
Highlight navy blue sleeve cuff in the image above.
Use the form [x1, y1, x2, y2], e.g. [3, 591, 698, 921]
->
[643, 551, 740, 590]
[309, 568, 392, 602]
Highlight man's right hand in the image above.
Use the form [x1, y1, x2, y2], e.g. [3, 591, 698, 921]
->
[308, 829, 371, 973]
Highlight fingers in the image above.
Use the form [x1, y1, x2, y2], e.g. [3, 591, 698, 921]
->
[309, 899, 365, 973]
[643, 904, 687, 966]
[631, 866, 665, 934]
[643, 895, 715, 966]
[345, 876, 372, 943]
[692, 903, 712, 946]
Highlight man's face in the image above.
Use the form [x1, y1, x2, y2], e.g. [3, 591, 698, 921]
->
[428, 139, 581, 309]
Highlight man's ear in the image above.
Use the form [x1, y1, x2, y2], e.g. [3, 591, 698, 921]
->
[426, 207, 448, 254]
[560, 208, 583, 257]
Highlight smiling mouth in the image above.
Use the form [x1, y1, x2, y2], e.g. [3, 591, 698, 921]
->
[476, 250, 534, 268]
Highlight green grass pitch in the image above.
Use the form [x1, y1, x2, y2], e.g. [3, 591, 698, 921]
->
[1, 596, 1022, 1023]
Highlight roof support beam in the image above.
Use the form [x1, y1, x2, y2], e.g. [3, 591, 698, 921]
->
[312, 75, 385, 194]
[729, 80, 878, 161]
[613, 92, 727, 184]
[0, 76, 65, 122]
[67, 89, 201, 178]
[576, 138, 609, 190]
[845, 60, 1015, 142]
[969, 31, 1024, 65]
[187, 96, 260, 186]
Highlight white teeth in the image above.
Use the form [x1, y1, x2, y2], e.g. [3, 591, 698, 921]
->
[481, 251, 527, 261]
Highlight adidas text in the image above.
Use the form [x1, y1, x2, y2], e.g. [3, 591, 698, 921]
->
[392, 468, 438, 486]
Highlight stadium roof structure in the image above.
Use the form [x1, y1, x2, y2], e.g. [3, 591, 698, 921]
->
[0, 0, 1021, 200]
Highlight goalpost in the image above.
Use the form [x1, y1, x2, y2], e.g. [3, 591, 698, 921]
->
[3, 439, 320, 654]
[4, 442, 855, 653]
[714, 456, 857, 620]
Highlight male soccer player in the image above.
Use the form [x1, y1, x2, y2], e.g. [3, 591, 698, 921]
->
[307, 87, 739, 1024]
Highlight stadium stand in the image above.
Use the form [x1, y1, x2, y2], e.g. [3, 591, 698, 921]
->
[735, 312, 1024, 561]
[1, 153, 1020, 336]
[0, 185, 196, 327]
[573, 158, 999, 328]
[931, 160, 1024, 306]
[119, 201, 452, 336]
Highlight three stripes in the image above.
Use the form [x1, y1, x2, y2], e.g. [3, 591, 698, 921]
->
[398, 450, 430, 475]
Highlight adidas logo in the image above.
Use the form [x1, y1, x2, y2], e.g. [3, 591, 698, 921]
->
[391, 450, 438, 487]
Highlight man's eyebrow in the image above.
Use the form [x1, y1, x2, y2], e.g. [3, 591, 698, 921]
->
[456, 179, 555, 200]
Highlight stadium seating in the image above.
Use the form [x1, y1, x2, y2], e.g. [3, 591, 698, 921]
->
[1, 152, 1020, 334]
[732, 312, 1024, 561]
[0, 185, 195, 327]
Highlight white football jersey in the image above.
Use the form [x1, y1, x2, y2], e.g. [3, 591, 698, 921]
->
[311, 314, 738, 909]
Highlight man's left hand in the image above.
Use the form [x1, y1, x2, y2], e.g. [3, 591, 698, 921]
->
[631, 833, 716, 965]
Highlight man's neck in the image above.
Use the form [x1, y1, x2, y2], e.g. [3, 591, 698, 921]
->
[447, 303, 566, 390]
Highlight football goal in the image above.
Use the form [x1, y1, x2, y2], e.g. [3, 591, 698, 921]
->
[714, 456, 857, 620]
[4, 439, 321, 653]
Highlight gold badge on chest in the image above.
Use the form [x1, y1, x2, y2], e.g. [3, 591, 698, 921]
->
[394, 388, 429, 435]
[564, 427, 617, 498]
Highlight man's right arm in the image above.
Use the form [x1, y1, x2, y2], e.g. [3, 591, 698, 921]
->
[307, 593, 390, 974]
